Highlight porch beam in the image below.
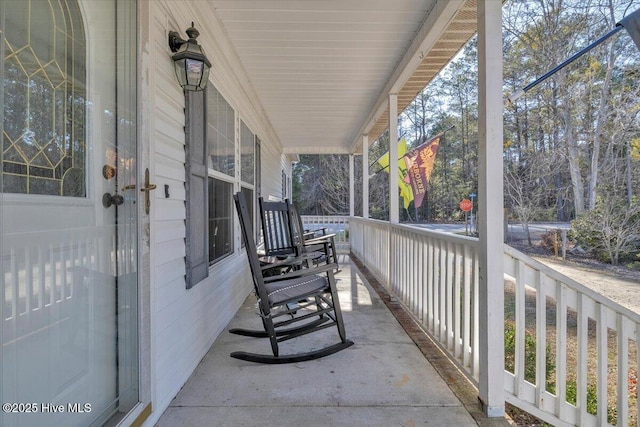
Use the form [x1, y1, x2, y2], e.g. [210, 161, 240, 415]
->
[389, 93, 399, 223]
[362, 134, 369, 219]
[349, 154, 355, 217]
[477, 0, 505, 417]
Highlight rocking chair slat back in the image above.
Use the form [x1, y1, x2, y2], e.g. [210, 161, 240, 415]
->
[234, 193, 270, 308]
[259, 198, 297, 257]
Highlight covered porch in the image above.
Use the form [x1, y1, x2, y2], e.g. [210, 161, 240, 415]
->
[154, 0, 510, 424]
[156, 255, 511, 426]
[158, 212, 640, 426]
[140, 0, 509, 425]
[145, 0, 640, 424]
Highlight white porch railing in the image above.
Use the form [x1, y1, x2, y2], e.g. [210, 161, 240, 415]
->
[300, 215, 350, 253]
[350, 217, 640, 427]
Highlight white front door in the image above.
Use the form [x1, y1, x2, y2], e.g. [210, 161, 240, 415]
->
[1, 1, 138, 426]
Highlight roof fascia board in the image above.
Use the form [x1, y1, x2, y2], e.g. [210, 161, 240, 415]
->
[349, 0, 465, 153]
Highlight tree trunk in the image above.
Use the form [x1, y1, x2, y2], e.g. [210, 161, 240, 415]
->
[626, 139, 633, 203]
[564, 104, 585, 215]
[551, 80, 565, 220]
[587, 13, 617, 210]
[555, 172, 566, 221]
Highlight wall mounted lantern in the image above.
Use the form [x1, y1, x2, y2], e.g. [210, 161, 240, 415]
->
[168, 23, 211, 91]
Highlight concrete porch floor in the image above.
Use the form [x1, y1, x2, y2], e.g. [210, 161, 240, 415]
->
[156, 256, 512, 427]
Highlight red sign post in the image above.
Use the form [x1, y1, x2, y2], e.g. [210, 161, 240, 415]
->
[459, 199, 472, 212]
[460, 199, 473, 235]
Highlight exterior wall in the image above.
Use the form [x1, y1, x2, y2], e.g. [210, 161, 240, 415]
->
[142, 1, 291, 424]
[263, 143, 293, 200]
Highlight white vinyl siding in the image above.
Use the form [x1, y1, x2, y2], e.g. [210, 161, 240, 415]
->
[145, 1, 291, 425]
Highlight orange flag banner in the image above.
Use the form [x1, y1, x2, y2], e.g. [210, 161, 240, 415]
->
[403, 135, 440, 208]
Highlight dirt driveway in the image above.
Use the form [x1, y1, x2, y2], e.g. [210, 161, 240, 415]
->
[531, 255, 640, 314]
[506, 223, 640, 314]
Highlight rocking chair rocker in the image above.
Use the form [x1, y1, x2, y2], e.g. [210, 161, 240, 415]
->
[230, 192, 353, 364]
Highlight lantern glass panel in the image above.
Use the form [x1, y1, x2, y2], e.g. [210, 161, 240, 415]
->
[186, 59, 204, 87]
[174, 58, 187, 87]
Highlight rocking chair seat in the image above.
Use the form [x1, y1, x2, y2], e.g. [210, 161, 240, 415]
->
[265, 275, 328, 305]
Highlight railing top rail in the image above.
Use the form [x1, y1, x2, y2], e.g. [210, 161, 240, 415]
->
[504, 244, 640, 323]
[349, 217, 479, 247]
[300, 216, 349, 219]
[392, 222, 479, 246]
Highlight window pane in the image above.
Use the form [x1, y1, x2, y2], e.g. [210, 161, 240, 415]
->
[207, 86, 234, 176]
[208, 178, 233, 263]
[255, 137, 261, 200]
[282, 169, 288, 199]
[240, 121, 254, 184]
[2, 0, 87, 196]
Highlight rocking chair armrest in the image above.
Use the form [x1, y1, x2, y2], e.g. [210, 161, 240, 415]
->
[263, 262, 336, 283]
[261, 262, 289, 274]
[305, 226, 328, 235]
[304, 233, 336, 245]
[260, 255, 310, 272]
[260, 251, 327, 272]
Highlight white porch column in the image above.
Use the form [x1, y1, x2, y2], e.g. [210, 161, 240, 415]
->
[388, 93, 399, 223]
[349, 154, 355, 217]
[477, 0, 505, 417]
[362, 134, 369, 219]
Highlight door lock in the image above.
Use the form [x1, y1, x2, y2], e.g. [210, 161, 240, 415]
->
[103, 192, 124, 208]
[140, 168, 157, 215]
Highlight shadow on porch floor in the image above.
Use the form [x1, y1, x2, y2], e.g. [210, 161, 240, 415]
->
[156, 256, 512, 427]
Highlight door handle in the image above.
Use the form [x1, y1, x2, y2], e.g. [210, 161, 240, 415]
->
[141, 168, 156, 214]
[103, 192, 124, 208]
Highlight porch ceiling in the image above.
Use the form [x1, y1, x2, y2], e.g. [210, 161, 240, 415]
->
[209, 0, 477, 154]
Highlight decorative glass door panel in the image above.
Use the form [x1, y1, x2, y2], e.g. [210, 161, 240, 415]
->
[1, 1, 139, 426]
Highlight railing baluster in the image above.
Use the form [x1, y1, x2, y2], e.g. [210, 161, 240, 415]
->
[415, 237, 421, 319]
[617, 314, 629, 427]
[440, 239, 447, 342]
[416, 237, 425, 324]
[434, 239, 441, 341]
[596, 303, 607, 426]
[556, 282, 568, 421]
[577, 294, 589, 426]
[473, 247, 480, 380]
[515, 259, 525, 397]
[402, 232, 407, 303]
[452, 243, 458, 358]
[393, 229, 399, 296]
[463, 243, 472, 369]
[403, 231, 409, 305]
[637, 323, 640, 427]
[535, 270, 546, 408]
[445, 240, 453, 351]
[427, 237, 434, 332]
